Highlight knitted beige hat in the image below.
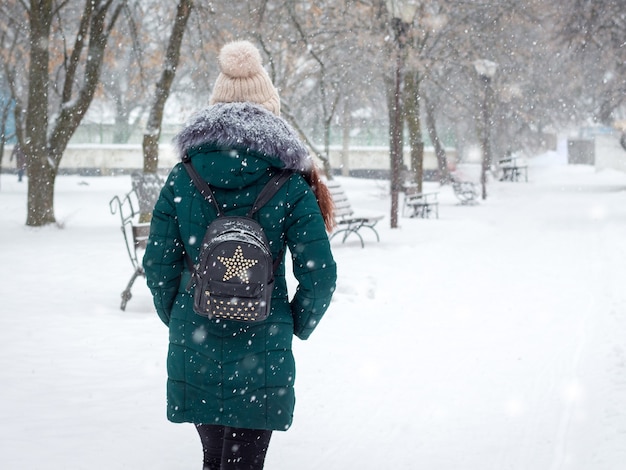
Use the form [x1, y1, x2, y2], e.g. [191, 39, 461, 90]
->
[209, 40, 280, 116]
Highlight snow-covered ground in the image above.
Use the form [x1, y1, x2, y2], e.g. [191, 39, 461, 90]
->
[1, 150, 625, 469]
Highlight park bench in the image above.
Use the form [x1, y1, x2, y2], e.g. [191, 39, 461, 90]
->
[499, 154, 528, 182]
[402, 186, 439, 218]
[450, 176, 479, 205]
[109, 171, 164, 310]
[326, 180, 384, 248]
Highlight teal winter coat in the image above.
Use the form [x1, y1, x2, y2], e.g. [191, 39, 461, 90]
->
[143, 103, 336, 431]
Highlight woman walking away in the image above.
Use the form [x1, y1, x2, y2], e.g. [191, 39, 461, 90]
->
[143, 40, 337, 470]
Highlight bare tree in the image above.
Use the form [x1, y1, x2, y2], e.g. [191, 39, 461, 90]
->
[141, 0, 193, 175]
[423, 94, 450, 183]
[2, 0, 124, 226]
[553, 0, 626, 125]
[3, 0, 618, 225]
[98, 1, 150, 144]
[0, 25, 19, 182]
[417, 1, 572, 166]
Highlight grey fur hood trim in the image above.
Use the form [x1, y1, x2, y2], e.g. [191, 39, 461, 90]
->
[173, 102, 311, 170]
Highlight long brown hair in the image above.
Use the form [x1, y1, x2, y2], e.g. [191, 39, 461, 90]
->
[302, 165, 336, 233]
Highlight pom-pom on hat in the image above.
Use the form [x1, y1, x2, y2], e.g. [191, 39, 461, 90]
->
[210, 40, 280, 116]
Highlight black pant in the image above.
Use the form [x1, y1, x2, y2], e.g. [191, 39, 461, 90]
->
[195, 424, 272, 470]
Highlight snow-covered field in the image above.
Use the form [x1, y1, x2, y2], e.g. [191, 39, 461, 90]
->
[1, 149, 625, 469]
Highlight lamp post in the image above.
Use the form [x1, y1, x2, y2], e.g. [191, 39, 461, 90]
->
[473, 59, 497, 200]
[386, 0, 418, 228]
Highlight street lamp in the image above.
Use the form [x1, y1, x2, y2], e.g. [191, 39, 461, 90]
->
[473, 59, 497, 200]
[386, 0, 419, 228]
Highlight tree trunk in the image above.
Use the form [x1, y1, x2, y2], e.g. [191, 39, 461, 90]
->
[320, 94, 340, 179]
[323, 115, 332, 171]
[142, 0, 193, 175]
[142, 133, 160, 175]
[113, 105, 133, 144]
[423, 95, 450, 184]
[25, 0, 54, 226]
[404, 71, 424, 193]
[478, 76, 493, 200]
[24, 0, 123, 226]
[340, 96, 351, 177]
[0, 141, 4, 192]
[27, 161, 57, 226]
[0, 100, 12, 190]
[386, 59, 403, 229]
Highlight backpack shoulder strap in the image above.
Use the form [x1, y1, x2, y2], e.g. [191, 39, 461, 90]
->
[249, 170, 292, 273]
[182, 157, 222, 216]
[247, 170, 292, 217]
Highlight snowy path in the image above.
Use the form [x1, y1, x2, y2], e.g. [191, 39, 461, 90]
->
[1, 155, 625, 469]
